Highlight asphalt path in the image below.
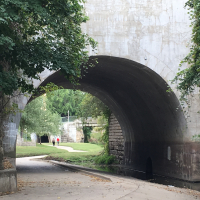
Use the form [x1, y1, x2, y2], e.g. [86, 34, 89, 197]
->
[1, 156, 200, 200]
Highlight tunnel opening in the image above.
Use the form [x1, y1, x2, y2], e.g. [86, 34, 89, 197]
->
[39, 135, 49, 143]
[146, 157, 153, 180]
[21, 89, 111, 145]
[26, 55, 187, 180]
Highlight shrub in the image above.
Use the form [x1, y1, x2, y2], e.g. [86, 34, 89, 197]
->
[95, 154, 117, 165]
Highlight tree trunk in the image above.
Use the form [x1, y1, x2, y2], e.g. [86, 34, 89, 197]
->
[20, 129, 23, 139]
[48, 135, 50, 143]
[40, 136, 41, 144]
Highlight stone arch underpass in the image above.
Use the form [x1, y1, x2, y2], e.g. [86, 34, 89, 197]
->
[1, 55, 200, 194]
[2, 0, 200, 193]
[33, 56, 191, 181]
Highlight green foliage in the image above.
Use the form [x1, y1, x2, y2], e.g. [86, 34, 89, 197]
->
[45, 90, 109, 119]
[22, 133, 32, 141]
[37, 83, 64, 97]
[172, 0, 200, 100]
[89, 131, 102, 144]
[192, 134, 200, 141]
[94, 154, 117, 165]
[77, 93, 111, 148]
[100, 109, 111, 155]
[77, 93, 109, 119]
[46, 89, 84, 116]
[20, 95, 62, 137]
[83, 126, 92, 143]
[0, 0, 97, 97]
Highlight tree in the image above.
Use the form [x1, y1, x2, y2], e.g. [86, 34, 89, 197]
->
[0, 0, 97, 113]
[43, 90, 110, 147]
[20, 95, 62, 143]
[46, 89, 84, 116]
[172, 0, 200, 100]
[77, 93, 109, 119]
[77, 93, 111, 151]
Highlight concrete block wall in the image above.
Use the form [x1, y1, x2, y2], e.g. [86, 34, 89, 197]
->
[17, 141, 36, 146]
[3, 123, 17, 168]
[17, 134, 36, 146]
[0, 122, 17, 193]
[0, 169, 17, 194]
[109, 113, 124, 164]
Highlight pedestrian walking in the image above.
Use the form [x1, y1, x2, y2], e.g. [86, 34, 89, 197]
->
[57, 137, 60, 146]
[52, 138, 55, 146]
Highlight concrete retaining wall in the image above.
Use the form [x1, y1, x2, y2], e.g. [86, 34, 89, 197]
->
[0, 122, 17, 193]
[0, 169, 17, 194]
[17, 141, 36, 146]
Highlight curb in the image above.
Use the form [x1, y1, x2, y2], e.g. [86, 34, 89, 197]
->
[49, 160, 112, 182]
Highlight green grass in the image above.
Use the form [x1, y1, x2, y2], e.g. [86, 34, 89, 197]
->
[47, 143, 103, 152]
[16, 144, 66, 157]
[91, 132, 102, 140]
[16, 143, 104, 166]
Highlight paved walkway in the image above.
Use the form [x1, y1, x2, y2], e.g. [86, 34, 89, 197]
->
[49, 145, 87, 152]
[1, 156, 200, 199]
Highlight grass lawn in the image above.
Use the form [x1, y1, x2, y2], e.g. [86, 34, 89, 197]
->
[16, 143, 104, 166]
[44, 142, 103, 152]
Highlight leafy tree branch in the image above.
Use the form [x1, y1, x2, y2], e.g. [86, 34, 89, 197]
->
[0, 0, 97, 113]
[172, 0, 200, 100]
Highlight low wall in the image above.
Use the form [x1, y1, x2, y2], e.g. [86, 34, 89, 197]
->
[0, 169, 17, 194]
[17, 139, 36, 146]
[109, 114, 124, 164]
[0, 122, 17, 193]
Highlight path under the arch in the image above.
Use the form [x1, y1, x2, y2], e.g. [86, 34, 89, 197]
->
[1, 156, 198, 200]
[38, 56, 191, 181]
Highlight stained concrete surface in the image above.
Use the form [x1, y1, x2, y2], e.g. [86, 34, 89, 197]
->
[0, 156, 199, 200]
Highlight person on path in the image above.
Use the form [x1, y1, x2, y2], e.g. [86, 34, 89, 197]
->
[52, 138, 55, 146]
[57, 137, 59, 146]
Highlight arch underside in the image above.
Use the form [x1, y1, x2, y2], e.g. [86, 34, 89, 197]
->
[39, 56, 193, 180]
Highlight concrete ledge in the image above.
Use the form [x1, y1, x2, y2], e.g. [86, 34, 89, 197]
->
[49, 160, 112, 182]
[17, 141, 36, 146]
[0, 169, 17, 193]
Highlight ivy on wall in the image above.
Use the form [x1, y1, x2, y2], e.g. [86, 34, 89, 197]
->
[172, 0, 200, 101]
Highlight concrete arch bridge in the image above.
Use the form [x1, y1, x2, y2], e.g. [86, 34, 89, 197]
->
[1, 0, 200, 193]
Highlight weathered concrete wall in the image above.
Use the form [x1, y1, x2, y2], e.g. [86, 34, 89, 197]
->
[3, 123, 17, 169]
[82, 0, 200, 141]
[61, 122, 84, 143]
[0, 169, 17, 194]
[109, 113, 124, 164]
[0, 122, 17, 193]
[0, 94, 27, 193]
[83, 0, 190, 87]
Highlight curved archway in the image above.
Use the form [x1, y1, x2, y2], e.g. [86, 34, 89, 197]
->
[38, 56, 187, 179]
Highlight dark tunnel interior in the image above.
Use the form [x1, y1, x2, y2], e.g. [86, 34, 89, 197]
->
[38, 55, 187, 177]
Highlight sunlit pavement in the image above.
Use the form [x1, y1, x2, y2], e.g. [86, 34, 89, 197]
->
[1, 156, 200, 200]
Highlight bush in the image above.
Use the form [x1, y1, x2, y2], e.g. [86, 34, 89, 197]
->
[94, 154, 117, 165]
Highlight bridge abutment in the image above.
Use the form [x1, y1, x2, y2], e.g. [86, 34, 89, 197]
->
[0, 122, 17, 193]
[109, 113, 124, 164]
